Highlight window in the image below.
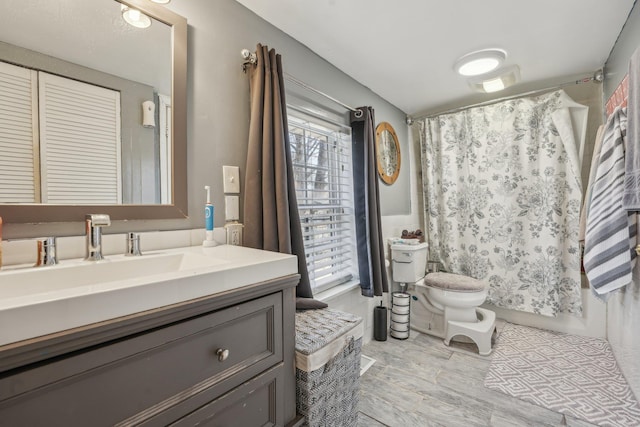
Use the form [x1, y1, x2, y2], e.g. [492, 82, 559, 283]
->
[288, 112, 358, 293]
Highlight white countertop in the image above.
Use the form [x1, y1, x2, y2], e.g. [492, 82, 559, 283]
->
[0, 245, 298, 347]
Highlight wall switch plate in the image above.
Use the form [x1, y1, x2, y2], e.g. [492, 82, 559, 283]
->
[223, 165, 240, 194]
[225, 195, 240, 221]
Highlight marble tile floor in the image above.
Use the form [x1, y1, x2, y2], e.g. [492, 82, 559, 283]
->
[358, 321, 597, 427]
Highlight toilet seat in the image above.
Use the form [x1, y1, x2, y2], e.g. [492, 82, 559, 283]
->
[424, 272, 487, 293]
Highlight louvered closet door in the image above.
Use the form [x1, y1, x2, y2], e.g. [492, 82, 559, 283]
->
[0, 61, 38, 203]
[39, 72, 122, 204]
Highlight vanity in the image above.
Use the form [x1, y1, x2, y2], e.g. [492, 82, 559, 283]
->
[0, 245, 300, 426]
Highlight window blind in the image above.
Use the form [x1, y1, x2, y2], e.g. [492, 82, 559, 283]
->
[38, 72, 122, 204]
[288, 117, 357, 292]
[0, 61, 38, 203]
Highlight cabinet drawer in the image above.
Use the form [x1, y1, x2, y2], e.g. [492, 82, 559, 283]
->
[0, 292, 283, 426]
[169, 364, 284, 427]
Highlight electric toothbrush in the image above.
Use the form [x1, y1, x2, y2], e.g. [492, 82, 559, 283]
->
[203, 185, 217, 246]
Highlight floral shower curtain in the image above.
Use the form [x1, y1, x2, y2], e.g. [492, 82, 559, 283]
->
[418, 90, 584, 316]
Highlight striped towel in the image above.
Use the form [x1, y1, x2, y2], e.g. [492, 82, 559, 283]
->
[584, 107, 637, 299]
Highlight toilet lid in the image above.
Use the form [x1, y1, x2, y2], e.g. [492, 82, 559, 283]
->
[424, 272, 487, 293]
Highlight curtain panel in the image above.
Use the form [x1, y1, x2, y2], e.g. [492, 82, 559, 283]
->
[243, 43, 313, 299]
[350, 107, 389, 297]
[419, 90, 584, 316]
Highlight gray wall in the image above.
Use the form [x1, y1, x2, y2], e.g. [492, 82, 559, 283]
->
[165, 0, 410, 226]
[2, 0, 409, 238]
[602, 2, 640, 400]
[605, 3, 640, 99]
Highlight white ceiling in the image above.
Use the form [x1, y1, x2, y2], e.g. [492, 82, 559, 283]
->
[236, 0, 635, 115]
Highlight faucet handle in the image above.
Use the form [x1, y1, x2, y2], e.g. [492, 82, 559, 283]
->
[85, 213, 111, 227]
[125, 232, 142, 256]
[35, 237, 58, 267]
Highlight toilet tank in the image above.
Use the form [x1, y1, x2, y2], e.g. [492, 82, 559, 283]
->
[390, 242, 428, 283]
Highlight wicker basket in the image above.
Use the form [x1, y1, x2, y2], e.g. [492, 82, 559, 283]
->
[295, 309, 363, 427]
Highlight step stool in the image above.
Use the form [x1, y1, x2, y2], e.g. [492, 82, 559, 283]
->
[444, 307, 496, 356]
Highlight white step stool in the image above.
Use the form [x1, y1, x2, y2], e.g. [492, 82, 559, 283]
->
[444, 307, 496, 356]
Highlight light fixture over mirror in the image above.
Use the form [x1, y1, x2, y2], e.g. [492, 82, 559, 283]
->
[121, 5, 152, 28]
[0, 0, 187, 223]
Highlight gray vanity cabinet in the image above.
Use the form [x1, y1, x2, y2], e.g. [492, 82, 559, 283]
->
[0, 274, 299, 426]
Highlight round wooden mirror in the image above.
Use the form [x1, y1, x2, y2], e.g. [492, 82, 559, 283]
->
[375, 122, 401, 185]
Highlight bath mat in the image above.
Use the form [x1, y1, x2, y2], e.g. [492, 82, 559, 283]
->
[484, 323, 640, 426]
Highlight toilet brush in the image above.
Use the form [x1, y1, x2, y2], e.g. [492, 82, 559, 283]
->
[373, 301, 388, 341]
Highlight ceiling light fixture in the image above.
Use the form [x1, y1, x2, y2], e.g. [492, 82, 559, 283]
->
[150, 0, 171, 4]
[454, 49, 507, 77]
[121, 5, 152, 28]
[482, 77, 505, 93]
[468, 65, 521, 93]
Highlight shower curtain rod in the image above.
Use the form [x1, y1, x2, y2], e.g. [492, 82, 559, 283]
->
[241, 48, 363, 117]
[406, 70, 604, 124]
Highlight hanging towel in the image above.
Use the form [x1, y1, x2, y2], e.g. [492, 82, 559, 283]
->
[623, 46, 640, 209]
[578, 124, 605, 243]
[584, 108, 637, 299]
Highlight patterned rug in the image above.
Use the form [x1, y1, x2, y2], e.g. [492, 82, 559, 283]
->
[484, 323, 640, 426]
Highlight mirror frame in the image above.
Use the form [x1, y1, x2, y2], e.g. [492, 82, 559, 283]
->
[0, 0, 187, 223]
[375, 122, 401, 185]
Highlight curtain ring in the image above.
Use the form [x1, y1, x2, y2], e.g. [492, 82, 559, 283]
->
[242, 62, 253, 73]
[354, 109, 363, 118]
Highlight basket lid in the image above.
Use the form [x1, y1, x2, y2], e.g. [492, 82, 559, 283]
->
[295, 309, 362, 355]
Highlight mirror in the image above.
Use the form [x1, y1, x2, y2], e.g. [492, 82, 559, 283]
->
[375, 122, 401, 185]
[0, 0, 187, 222]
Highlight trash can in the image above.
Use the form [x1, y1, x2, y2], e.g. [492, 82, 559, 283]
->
[295, 308, 363, 427]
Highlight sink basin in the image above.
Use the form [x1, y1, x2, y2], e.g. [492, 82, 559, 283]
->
[0, 252, 227, 299]
[0, 245, 298, 346]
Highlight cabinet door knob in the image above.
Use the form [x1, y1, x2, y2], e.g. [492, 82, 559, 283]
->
[216, 348, 230, 362]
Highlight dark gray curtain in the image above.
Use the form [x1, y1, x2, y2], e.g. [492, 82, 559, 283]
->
[350, 107, 389, 297]
[243, 44, 313, 299]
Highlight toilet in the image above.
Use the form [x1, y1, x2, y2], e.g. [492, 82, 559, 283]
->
[390, 241, 496, 355]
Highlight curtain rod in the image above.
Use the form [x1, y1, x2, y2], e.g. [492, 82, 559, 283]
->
[407, 70, 604, 124]
[241, 48, 363, 118]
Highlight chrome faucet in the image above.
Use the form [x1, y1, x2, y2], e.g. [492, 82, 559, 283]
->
[85, 214, 110, 261]
[125, 232, 142, 256]
[35, 237, 58, 266]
